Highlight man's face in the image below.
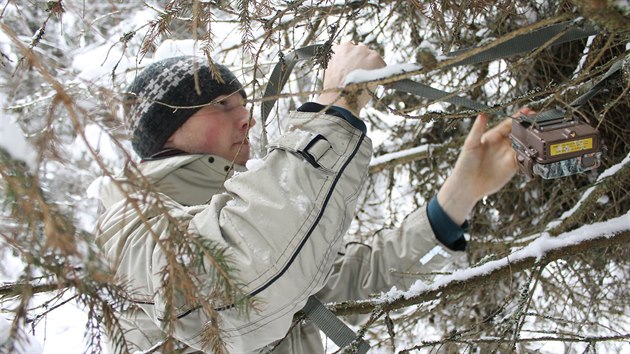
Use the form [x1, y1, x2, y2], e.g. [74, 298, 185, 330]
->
[166, 94, 254, 165]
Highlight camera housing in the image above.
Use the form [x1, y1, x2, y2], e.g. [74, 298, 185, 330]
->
[510, 111, 605, 179]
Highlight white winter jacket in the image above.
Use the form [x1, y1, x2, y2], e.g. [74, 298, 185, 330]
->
[95, 110, 463, 353]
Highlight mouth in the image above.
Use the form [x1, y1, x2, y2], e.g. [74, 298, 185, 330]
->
[234, 138, 249, 147]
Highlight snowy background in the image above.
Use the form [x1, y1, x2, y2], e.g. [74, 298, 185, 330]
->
[1, 1, 629, 353]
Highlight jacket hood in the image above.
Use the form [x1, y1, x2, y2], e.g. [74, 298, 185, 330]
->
[94, 154, 247, 209]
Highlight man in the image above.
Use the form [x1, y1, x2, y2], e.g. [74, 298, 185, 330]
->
[95, 42, 532, 353]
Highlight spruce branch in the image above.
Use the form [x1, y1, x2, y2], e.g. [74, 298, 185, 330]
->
[571, 0, 630, 33]
[329, 215, 630, 316]
[547, 155, 630, 236]
[1, 19, 253, 352]
[400, 333, 630, 352]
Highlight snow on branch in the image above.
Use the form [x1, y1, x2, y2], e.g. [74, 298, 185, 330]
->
[368, 135, 467, 174]
[344, 63, 422, 86]
[338, 15, 575, 90]
[0, 114, 37, 173]
[368, 144, 432, 174]
[547, 151, 630, 235]
[330, 212, 630, 316]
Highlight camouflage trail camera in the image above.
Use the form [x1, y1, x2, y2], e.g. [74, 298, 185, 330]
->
[510, 111, 606, 179]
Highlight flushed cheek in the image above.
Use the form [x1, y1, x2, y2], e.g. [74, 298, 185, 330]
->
[201, 126, 223, 149]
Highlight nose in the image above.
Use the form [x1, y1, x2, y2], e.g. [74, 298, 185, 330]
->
[238, 105, 256, 130]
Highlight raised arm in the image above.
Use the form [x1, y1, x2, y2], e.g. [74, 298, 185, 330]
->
[438, 108, 536, 224]
[315, 42, 386, 116]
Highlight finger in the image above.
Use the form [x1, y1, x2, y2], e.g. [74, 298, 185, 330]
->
[510, 148, 519, 171]
[511, 106, 536, 118]
[466, 113, 487, 147]
[494, 118, 513, 138]
[521, 107, 536, 116]
[480, 118, 512, 146]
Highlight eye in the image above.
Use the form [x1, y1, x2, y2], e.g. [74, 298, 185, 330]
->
[212, 100, 229, 110]
[214, 96, 246, 111]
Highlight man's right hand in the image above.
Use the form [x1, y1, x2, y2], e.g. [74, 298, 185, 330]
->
[316, 42, 386, 116]
[437, 107, 536, 225]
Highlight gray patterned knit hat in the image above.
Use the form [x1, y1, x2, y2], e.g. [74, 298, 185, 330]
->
[124, 56, 246, 158]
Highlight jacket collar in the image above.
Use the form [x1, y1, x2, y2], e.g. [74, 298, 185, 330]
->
[98, 154, 247, 209]
[142, 154, 246, 206]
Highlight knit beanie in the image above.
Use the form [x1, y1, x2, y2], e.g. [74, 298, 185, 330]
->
[124, 56, 246, 158]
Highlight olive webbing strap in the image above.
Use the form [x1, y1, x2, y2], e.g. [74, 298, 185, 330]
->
[260, 45, 322, 125]
[443, 20, 598, 68]
[523, 58, 624, 123]
[390, 78, 489, 111]
[261, 19, 601, 353]
[261, 20, 599, 123]
[569, 59, 624, 109]
[303, 296, 370, 354]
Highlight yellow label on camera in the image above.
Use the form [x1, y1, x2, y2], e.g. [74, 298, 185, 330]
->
[550, 138, 593, 156]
